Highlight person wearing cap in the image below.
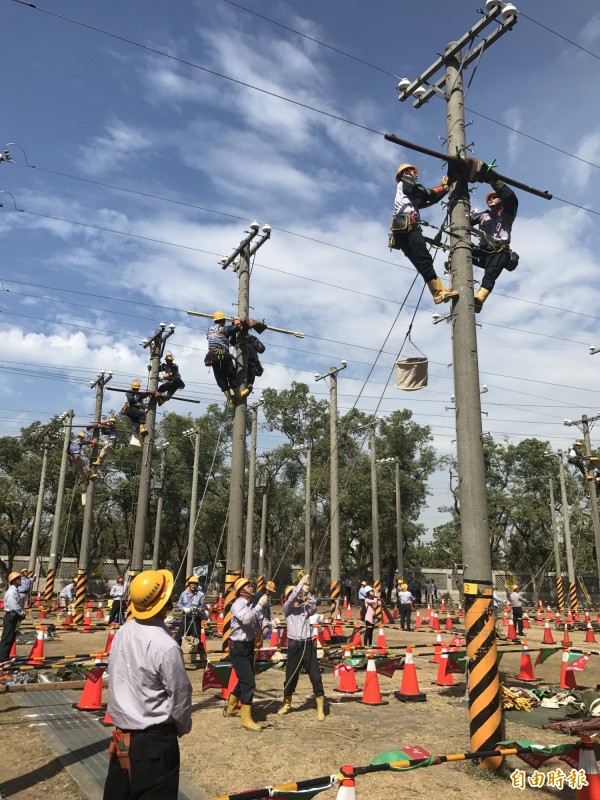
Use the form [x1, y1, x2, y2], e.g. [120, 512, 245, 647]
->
[389, 163, 458, 306]
[68, 431, 97, 480]
[252, 580, 276, 623]
[470, 175, 518, 312]
[107, 575, 127, 625]
[277, 576, 325, 720]
[358, 580, 368, 621]
[156, 354, 185, 405]
[18, 569, 36, 606]
[568, 441, 593, 480]
[397, 582, 414, 632]
[103, 569, 192, 800]
[509, 584, 526, 637]
[0, 572, 26, 660]
[92, 418, 119, 467]
[226, 577, 270, 731]
[122, 380, 150, 437]
[205, 311, 246, 404]
[59, 581, 75, 609]
[177, 576, 206, 644]
[363, 587, 378, 647]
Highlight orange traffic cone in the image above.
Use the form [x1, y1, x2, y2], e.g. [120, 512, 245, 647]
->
[336, 766, 357, 800]
[562, 624, 573, 648]
[34, 592, 42, 607]
[393, 607, 399, 620]
[432, 633, 443, 663]
[216, 592, 223, 610]
[518, 641, 536, 682]
[567, 609, 574, 625]
[105, 625, 117, 655]
[502, 611, 509, 628]
[555, 611, 562, 628]
[546, 605, 553, 620]
[101, 708, 114, 726]
[346, 604, 353, 621]
[361, 655, 385, 705]
[335, 647, 359, 694]
[376, 624, 387, 653]
[75, 662, 106, 710]
[382, 609, 391, 624]
[435, 648, 454, 686]
[596, 610, 600, 625]
[219, 665, 238, 700]
[269, 627, 280, 648]
[333, 612, 344, 637]
[322, 623, 332, 643]
[216, 610, 225, 635]
[415, 610, 422, 628]
[312, 623, 323, 646]
[574, 610, 581, 623]
[536, 609, 543, 625]
[559, 649, 577, 690]
[457, 604, 463, 618]
[9, 638, 17, 658]
[585, 611, 591, 625]
[445, 612, 453, 631]
[542, 622, 555, 644]
[27, 627, 45, 664]
[425, 604, 432, 619]
[395, 646, 426, 702]
[507, 619, 517, 641]
[440, 599, 446, 613]
[431, 613, 440, 632]
[38, 606, 47, 620]
[351, 624, 362, 649]
[586, 623, 597, 644]
[343, 596, 348, 609]
[96, 601, 104, 620]
[82, 609, 93, 632]
[523, 612, 530, 629]
[63, 609, 73, 629]
[575, 736, 600, 800]
[200, 623, 207, 651]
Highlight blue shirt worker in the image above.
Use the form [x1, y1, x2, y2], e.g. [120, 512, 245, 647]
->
[226, 577, 269, 731]
[103, 569, 192, 800]
[277, 576, 325, 721]
[107, 576, 127, 625]
[68, 432, 97, 480]
[358, 580, 368, 620]
[59, 581, 75, 609]
[396, 583, 414, 631]
[0, 572, 26, 660]
[509, 585, 526, 637]
[177, 576, 205, 644]
[205, 311, 248, 404]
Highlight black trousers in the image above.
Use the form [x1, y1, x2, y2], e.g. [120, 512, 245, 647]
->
[229, 641, 256, 705]
[158, 378, 185, 398]
[124, 407, 145, 433]
[284, 639, 324, 697]
[103, 724, 179, 800]
[392, 226, 437, 283]
[474, 247, 511, 292]
[0, 610, 20, 660]
[211, 354, 238, 393]
[399, 604, 412, 631]
[512, 606, 524, 636]
[108, 599, 125, 625]
[363, 622, 375, 647]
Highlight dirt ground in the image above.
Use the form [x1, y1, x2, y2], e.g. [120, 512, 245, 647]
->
[2, 606, 598, 799]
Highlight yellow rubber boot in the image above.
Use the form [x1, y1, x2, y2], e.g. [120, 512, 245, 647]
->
[223, 390, 233, 405]
[234, 386, 250, 400]
[474, 287, 490, 313]
[224, 694, 240, 717]
[240, 704, 261, 731]
[316, 695, 326, 721]
[427, 278, 459, 305]
[277, 695, 293, 715]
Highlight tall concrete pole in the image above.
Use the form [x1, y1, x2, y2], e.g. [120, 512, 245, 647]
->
[549, 478, 564, 610]
[304, 443, 312, 574]
[581, 416, 600, 582]
[151, 446, 168, 570]
[186, 428, 201, 578]
[558, 454, 577, 610]
[257, 477, 269, 592]
[329, 368, 341, 619]
[369, 425, 381, 611]
[445, 46, 500, 763]
[74, 372, 111, 624]
[131, 325, 174, 576]
[243, 402, 260, 577]
[45, 410, 73, 607]
[394, 457, 404, 579]
[28, 434, 50, 576]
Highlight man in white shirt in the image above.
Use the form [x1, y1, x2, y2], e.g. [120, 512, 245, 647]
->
[103, 569, 192, 800]
[0, 572, 26, 660]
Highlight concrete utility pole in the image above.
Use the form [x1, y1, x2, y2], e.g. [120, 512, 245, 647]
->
[74, 371, 112, 624]
[184, 427, 201, 578]
[244, 401, 262, 577]
[558, 452, 577, 610]
[257, 475, 269, 592]
[564, 414, 600, 584]
[219, 222, 271, 652]
[379, 456, 403, 579]
[28, 433, 50, 577]
[44, 410, 72, 607]
[315, 361, 347, 619]
[368, 424, 381, 612]
[151, 442, 169, 570]
[130, 324, 175, 576]
[294, 442, 313, 575]
[396, 3, 517, 768]
[549, 478, 564, 610]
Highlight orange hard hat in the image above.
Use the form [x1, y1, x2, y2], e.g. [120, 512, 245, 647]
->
[486, 191, 499, 205]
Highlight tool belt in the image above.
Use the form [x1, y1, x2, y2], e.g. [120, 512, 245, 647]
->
[108, 729, 131, 772]
[204, 348, 230, 367]
[388, 213, 416, 249]
[472, 243, 519, 272]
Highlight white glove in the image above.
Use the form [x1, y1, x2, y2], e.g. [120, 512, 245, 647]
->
[301, 575, 311, 590]
[258, 595, 269, 609]
[183, 607, 192, 614]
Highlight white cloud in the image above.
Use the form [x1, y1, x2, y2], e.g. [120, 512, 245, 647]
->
[76, 121, 154, 177]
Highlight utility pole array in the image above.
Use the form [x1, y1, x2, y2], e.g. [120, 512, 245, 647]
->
[394, 1, 519, 768]
[74, 372, 112, 625]
[44, 410, 72, 608]
[315, 361, 347, 619]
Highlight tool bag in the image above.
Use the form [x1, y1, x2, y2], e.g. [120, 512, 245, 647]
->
[204, 347, 229, 367]
[388, 213, 415, 250]
[395, 357, 428, 391]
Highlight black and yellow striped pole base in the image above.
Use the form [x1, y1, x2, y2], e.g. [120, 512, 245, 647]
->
[73, 568, 88, 626]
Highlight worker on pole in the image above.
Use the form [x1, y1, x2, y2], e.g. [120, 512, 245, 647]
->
[205, 311, 247, 404]
[122, 380, 149, 439]
[68, 432, 97, 480]
[389, 163, 458, 305]
[156, 354, 185, 404]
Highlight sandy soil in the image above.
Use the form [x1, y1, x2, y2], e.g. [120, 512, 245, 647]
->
[3, 607, 596, 799]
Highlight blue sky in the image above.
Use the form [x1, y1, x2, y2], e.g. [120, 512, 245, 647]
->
[2, 0, 600, 537]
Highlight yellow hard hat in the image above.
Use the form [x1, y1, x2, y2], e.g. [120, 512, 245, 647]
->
[512, 584, 519, 590]
[77, 432, 86, 438]
[266, 580, 276, 593]
[131, 380, 141, 390]
[108, 418, 117, 424]
[213, 310, 226, 322]
[165, 353, 174, 362]
[188, 575, 199, 584]
[129, 569, 174, 620]
[360, 580, 367, 586]
[396, 163, 418, 181]
[401, 583, 408, 591]
[8, 571, 21, 584]
[284, 584, 295, 598]
[234, 576, 252, 594]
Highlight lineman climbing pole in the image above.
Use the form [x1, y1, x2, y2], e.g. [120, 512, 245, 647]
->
[44, 410, 72, 609]
[548, 478, 565, 611]
[564, 414, 600, 584]
[130, 324, 175, 576]
[74, 372, 112, 625]
[315, 362, 346, 620]
[557, 452, 577, 610]
[393, 3, 522, 769]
